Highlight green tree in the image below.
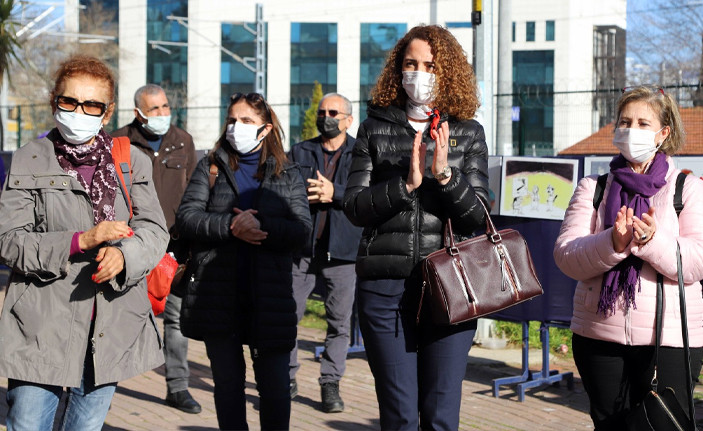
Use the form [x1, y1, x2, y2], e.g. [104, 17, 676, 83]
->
[0, 0, 21, 149]
[301, 81, 323, 141]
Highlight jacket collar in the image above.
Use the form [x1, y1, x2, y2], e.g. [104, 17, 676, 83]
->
[367, 104, 450, 130]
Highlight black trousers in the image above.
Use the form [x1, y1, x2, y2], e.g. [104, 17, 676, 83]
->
[573, 333, 703, 431]
[204, 334, 290, 431]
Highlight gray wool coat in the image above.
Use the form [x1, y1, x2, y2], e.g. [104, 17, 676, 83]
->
[0, 133, 169, 387]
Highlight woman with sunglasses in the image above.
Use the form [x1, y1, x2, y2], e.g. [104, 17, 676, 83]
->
[176, 92, 311, 430]
[343, 25, 488, 430]
[554, 85, 703, 429]
[0, 55, 169, 430]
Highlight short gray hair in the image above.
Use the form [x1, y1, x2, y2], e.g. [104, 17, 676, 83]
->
[134, 84, 166, 108]
[320, 93, 352, 116]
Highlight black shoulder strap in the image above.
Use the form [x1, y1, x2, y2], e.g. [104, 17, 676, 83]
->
[593, 174, 608, 210]
[674, 171, 687, 217]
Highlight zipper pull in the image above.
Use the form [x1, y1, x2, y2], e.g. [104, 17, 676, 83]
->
[499, 247, 508, 292]
[252, 348, 259, 358]
[327, 251, 331, 262]
[91, 337, 96, 355]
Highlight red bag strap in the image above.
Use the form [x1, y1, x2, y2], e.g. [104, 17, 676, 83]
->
[112, 137, 133, 219]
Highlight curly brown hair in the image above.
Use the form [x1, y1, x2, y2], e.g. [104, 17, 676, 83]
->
[370, 25, 479, 120]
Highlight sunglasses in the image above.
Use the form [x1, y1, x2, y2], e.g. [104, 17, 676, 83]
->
[622, 85, 665, 95]
[317, 109, 348, 118]
[54, 96, 108, 117]
[230, 92, 272, 117]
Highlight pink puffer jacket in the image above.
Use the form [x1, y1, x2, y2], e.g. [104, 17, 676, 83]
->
[554, 157, 703, 348]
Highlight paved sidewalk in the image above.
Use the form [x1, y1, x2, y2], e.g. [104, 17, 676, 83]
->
[0, 271, 702, 430]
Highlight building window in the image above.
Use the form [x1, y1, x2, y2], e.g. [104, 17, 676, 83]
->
[526, 21, 535, 42]
[546, 20, 555, 41]
[221, 22, 267, 127]
[80, 0, 119, 129]
[512, 50, 554, 155]
[147, 0, 188, 128]
[359, 23, 406, 123]
[512, 22, 516, 42]
[290, 22, 337, 144]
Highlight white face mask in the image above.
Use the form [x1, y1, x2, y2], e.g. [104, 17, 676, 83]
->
[54, 110, 104, 145]
[225, 122, 265, 154]
[613, 127, 664, 164]
[137, 108, 171, 136]
[402, 71, 436, 105]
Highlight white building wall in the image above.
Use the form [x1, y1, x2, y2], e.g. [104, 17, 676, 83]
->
[509, 0, 626, 154]
[117, 0, 147, 128]
[186, 1, 222, 149]
[117, 0, 624, 154]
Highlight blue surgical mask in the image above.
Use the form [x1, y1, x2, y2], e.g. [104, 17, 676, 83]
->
[137, 108, 171, 136]
[54, 110, 104, 145]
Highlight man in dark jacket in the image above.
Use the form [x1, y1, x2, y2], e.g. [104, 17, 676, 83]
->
[287, 93, 362, 413]
[111, 84, 200, 414]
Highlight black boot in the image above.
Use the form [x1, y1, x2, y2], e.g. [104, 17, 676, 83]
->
[320, 381, 344, 413]
[165, 389, 202, 414]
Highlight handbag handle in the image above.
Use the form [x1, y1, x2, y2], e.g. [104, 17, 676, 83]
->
[654, 244, 695, 427]
[676, 244, 695, 427]
[443, 197, 499, 251]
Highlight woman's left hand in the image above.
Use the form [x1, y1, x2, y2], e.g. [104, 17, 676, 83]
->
[633, 207, 657, 245]
[431, 121, 451, 186]
[93, 246, 125, 283]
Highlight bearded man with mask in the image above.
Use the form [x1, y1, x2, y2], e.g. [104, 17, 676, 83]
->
[287, 92, 362, 413]
[111, 84, 200, 414]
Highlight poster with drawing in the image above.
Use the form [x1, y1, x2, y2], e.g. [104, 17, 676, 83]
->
[499, 157, 579, 220]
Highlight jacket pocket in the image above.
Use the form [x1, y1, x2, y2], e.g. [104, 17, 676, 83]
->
[164, 155, 187, 170]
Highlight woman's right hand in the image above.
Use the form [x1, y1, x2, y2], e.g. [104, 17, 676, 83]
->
[612, 205, 634, 253]
[406, 129, 426, 193]
[230, 208, 268, 245]
[79, 221, 133, 251]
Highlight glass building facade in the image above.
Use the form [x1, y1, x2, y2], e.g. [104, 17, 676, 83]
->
[359, 23, 406, 122]
[512, 50, 554, 156]
[147, 0, 188, 127]
[221, 22, 266, 127]
[289, 23, 337, 144]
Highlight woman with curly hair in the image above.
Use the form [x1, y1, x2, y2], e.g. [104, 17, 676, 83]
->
[343, 25, 489, 430]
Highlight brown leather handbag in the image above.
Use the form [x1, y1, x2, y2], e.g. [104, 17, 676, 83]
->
[420, 199, 543, 325]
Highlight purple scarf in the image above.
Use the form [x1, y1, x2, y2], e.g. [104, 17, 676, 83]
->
[598, 152, 668, 316]
[53, 129, 119, 224]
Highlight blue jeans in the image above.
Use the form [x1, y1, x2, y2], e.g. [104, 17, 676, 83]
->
[6, 353, 116, 431]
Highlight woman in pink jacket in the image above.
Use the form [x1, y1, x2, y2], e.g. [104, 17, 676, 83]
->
[554, 85, 703, 430]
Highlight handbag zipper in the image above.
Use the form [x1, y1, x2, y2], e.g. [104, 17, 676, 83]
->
[651, 392, 685, 431]
[497, 244, 522, 299]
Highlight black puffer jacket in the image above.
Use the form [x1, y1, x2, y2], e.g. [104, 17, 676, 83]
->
[343, 104, 489, 282]
[176, 147, 312, 353]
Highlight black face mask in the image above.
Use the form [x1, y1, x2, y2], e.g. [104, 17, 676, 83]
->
[316, 116, 342, 139]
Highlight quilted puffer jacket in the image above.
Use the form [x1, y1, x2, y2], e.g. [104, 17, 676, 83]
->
[176, 147, 312, 353]
[343, 104, 489, 284]
[554, 159, 703, 348]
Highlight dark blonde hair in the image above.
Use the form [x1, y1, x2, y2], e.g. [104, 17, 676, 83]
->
[50, 55, 116, 104]
[210, 92, 288, 179]
[615, 86, 685, 155]
[370, 25, 479, 120]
